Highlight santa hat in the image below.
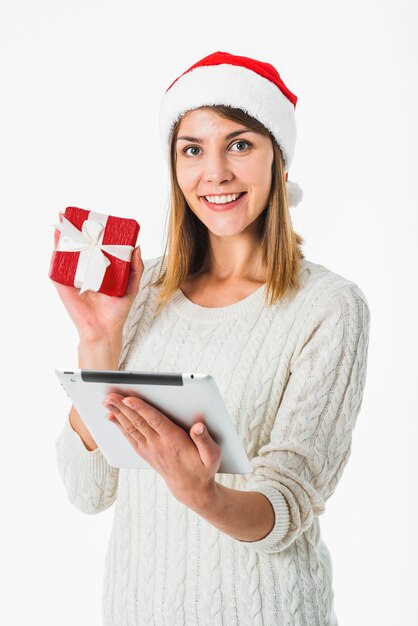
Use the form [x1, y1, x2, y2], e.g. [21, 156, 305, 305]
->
[158, 50, 303, 207]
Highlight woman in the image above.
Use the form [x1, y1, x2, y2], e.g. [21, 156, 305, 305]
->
[54, 51, 371, 626]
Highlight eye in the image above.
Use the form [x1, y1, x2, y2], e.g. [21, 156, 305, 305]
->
[182, 139, 252, 157]
[183, 145, 201, 156]
[231, 140, 252, 151]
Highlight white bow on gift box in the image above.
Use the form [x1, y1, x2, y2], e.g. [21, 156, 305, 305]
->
[53, 211, 134, 294]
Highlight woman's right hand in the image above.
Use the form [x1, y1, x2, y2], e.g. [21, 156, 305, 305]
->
[49, 213, 144, 345]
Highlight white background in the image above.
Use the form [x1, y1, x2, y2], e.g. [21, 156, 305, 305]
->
[0, 1, 417, 624]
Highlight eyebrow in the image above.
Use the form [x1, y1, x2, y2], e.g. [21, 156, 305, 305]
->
[176, 129, 257, 142]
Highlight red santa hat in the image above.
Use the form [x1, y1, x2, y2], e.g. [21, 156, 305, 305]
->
[158, 51, 303, 207]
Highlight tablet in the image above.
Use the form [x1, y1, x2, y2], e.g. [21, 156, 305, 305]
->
[55, 368, 252, 474]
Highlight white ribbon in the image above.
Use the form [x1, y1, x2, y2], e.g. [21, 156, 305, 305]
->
[53, 211, 134, 294]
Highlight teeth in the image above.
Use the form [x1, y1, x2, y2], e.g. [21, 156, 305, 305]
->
[204, 192, 243, 204]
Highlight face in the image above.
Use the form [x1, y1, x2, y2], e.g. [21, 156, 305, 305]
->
[174, 108, 273, 240]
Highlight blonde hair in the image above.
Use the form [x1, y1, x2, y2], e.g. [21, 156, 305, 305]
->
[151, 105, 305, 314]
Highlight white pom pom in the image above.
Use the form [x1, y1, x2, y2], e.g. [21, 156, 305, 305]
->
[286, 179, 303, 207]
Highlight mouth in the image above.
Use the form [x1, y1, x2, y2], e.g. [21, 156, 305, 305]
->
[200, 192, 247, 211]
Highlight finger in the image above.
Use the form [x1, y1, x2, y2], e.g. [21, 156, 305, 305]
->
[107, 411, 146, 454]
[122, 396, 179, 437]
[104, 396, 156, 437]
[107, 405, 148, 447]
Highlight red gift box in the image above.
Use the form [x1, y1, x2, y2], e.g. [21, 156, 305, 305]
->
[49, 206, 140, 297]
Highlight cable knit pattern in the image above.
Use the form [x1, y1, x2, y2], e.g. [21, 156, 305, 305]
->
[55, 254, 371, 625]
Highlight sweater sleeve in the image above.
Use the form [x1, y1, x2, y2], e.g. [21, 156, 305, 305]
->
[55, 257, 160, 514]
[55, 413, 119, 514]
[239, 283, 371, 554]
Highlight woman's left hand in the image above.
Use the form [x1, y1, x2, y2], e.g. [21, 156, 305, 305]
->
[103, 393, 222, 510]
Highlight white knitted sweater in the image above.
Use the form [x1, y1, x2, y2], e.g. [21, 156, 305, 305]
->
[56, 255, 371, 626]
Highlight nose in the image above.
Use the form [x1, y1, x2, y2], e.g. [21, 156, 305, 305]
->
[203, 151, 233, 185]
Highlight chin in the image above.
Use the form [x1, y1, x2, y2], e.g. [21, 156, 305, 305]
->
[207, 225, 248, 238]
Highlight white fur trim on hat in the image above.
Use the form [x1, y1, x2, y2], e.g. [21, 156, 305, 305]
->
[286, 179, 303, 207]
[158, 64, 297, 170]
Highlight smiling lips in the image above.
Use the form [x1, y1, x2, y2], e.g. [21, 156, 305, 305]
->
[200, 192, 247, 211]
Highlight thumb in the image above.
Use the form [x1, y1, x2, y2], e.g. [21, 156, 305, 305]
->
[132, 246, 142, 271]
[192, 422, 206, 436]
[190, 421, 220, 468]
[125, 246, 143, 298]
